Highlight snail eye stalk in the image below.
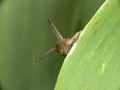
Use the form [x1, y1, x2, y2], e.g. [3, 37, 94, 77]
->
[70, 31, 81, 45]
[35, 47, 56, 63]
[48, 18, 63, 40]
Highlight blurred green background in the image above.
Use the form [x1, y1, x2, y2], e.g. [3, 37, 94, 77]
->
[0, 0, 104, 90]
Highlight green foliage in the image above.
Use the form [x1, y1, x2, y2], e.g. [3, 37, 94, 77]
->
[55, 0, 120, 90]
[0, 0, 105, 90]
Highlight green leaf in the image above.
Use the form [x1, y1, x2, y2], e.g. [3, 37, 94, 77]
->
[0, 0, 107, 90]
[55, 0, 120, 90]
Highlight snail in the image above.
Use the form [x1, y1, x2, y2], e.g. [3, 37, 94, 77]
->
[35, 18, 81, 63]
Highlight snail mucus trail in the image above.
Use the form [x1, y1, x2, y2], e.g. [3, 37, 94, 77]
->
[35, 18, 81, 63]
